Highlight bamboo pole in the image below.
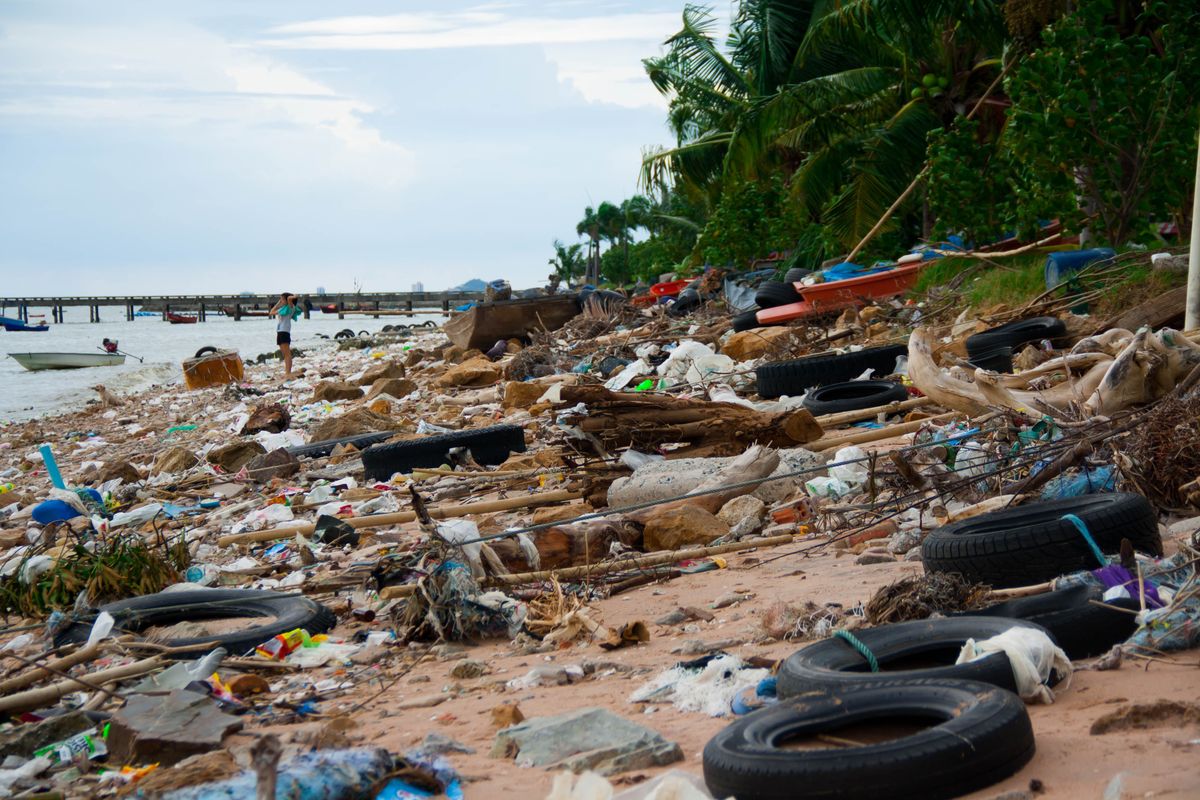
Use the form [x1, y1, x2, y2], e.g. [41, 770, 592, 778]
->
[807, 412, 958, 452]
[812, 396, 932, 428]
[378, 533, 797, 599]
[217, 489, 583, 547]
[0, 656, 163, 716]
[0, 642, 102, 696]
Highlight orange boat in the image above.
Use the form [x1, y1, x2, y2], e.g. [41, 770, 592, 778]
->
[796, 262, 924, 305]
[756, 299, 858, 325]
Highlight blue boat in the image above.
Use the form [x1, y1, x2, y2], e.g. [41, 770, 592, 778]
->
[0, 316, 49, 332]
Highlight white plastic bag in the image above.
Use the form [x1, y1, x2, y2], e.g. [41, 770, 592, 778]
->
[828, 446, 869, 487]
[436, 519, 484, 578]
[956, 627, 1070, 704]
[605, 359, 650, 391]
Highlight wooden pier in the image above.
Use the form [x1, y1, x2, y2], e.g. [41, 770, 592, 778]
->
[0, 292, 481, 323]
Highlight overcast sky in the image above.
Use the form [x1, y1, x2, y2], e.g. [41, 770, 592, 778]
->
[0, 1, 729, 295]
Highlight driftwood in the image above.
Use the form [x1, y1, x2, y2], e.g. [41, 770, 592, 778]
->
[626, 445, 781, 523]
[557, 386, 822, 457]
[488, 519, 641, 573]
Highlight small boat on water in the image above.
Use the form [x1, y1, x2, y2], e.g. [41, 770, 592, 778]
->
[9, 352, 126, 371]
[165, 312, 198, 324]
[0, 316, 49, 332]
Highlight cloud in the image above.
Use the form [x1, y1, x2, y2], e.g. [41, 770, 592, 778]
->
[0, 21, 415, 186]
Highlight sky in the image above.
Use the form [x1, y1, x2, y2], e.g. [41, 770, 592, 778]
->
[0, 1, 730, 295]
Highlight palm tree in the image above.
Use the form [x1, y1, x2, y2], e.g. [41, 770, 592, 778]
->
[548, 240, 585, 285]
[576, 207, 602, 285]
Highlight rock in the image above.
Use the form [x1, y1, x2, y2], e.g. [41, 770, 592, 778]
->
[1167, 516, 1200, 539]
[449, 659, 489, 679]
[490, 707, 682, 775]
[153, 447, 200, 476]
[311, 381, 364, 403]
[245, 448, 299, 482]
[397, 693, 448, 710]
[711, 591, 751, 609]
[643, 506, 729, 552]
[442, 344, 467, 362]
[241, 403, 290, 435]
[887, 527, 924, 554]
[207, 440, 266, 472]
[308, 407, 395, 441]
[328, 442, 361, 464]
[856, 550, 896, 565]
[904, 546, 923, 562]
[609, 448, 828, 508]
[503, 381, 545, 409]
[491, 703, 525, 728]
[716, 495, 766, 531]
[364, 378, 417, 402]
[721, 327, 797, 361]
[531, 503, 594, 526]
[367, 398, 392, 415]
[106, 689, 243, 766]
[434, 357, 502, 388]
[357, 360, 406, 386]
[99, 460, 141, 485]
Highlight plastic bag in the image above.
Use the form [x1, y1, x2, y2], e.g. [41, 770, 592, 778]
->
[956, 627, 1070, 704]
[828, 446, 869, 487]
[605, 359, 650, 392]
[437, 519, 484, 578]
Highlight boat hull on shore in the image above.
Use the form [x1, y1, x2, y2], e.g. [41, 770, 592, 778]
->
[9, 352, 126, 371]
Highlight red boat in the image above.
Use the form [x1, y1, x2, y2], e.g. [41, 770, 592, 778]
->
[795, 262, 923, 305]
[165, 312, 198, 324]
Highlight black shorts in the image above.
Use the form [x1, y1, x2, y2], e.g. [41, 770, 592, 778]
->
[276, 331, 291, 345]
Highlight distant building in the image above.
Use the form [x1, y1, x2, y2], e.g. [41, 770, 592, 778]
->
[411, 282, 424, 292]
[316, 286, 326, 295]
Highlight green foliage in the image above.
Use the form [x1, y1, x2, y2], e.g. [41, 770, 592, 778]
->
[1002, 0, 1200, 245]
[695, 176, 808, 267]
[548, 239, 586, 283]
[601, 238, 687, 285]
[912, 252, 1048, 307]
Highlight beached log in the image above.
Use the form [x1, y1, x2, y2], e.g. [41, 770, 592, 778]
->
[487, 519, 642, 572]
[556, 386, 822, 456]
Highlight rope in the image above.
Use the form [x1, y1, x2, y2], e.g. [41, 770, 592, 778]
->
[832, 630, 880, 673]
[1060, 513, 1108, 567]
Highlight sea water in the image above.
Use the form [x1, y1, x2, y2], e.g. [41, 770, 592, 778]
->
[0, 307, 437, 422]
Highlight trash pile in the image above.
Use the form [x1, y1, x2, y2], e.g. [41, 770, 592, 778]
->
[1, 262, 1199, 798]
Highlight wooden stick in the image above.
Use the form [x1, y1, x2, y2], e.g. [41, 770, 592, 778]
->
[0, 655, 163, 716]
[987, 580, 1055, 600]
[217, 489, 582, 547]
[378, 533, 796, 599]
[807, 412, 958, 452]
[0, 642, 102, 695]
[812, 397, 933, 428]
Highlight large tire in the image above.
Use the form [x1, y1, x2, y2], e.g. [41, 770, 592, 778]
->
[756, 344, 908, 399]
[193, 346, 218, 358]
[784, 267, 811, 283]
[966, 316, 1066, 357]
[703, 680, 1035, 800]
[732, 309, 763, 332]
[754, 281, 801, 309]
[965, 585, 1139, 659]
[287, 431, 397, 459]
[334, 329, 355, 340]
[776, 616, 1046, 697]
[802, 380, 908, 416]
[362, 424, 525, 480]
[55, 589, 336, 657]
[922, 493, 1162, 589]
[967, 345, 1014, 373]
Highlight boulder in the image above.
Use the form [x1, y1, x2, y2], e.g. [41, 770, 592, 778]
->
[503, 381, 545, 409]
[434, 357, 502, 388]
[311, 381, 364, 403]
[721, 326, 797, 361]
[106, 690, 242, 767]
[531, 503, 594, 526]
[367, 398, 393, 415]
[245, 448, 300, 482]
[241, 403, 290, 435]
[364, 378, 417, 402]
[716, 495, 767, 537]
[308, 407, 395, 441]
[152, 447, 200, 476]
[643, 506, 729, 552]
[207, 441, 266, 472]
[357, 360, 406, 386]
[99, 460, 141, 485]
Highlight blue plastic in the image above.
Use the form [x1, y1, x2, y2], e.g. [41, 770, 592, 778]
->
[162, 748, 393, 800]
[39, 444, 65, 489]
[31, 499, 82, 525]
[1040, 465, 1115, 500]
[1044, 248, 1116, 289]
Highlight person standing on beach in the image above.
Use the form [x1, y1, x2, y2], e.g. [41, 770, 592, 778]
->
[269, 292, 300, 376]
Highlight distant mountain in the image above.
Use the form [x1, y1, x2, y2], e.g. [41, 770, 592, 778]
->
[452, 279, 487, 292]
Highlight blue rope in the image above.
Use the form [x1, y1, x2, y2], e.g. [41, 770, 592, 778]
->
[1061, 513, 1107, 567]
[833, 630, 880, 673]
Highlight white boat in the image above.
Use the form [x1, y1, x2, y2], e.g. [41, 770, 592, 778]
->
[8, 352, 126, 371]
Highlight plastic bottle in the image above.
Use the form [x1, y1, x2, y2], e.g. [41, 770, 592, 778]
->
[255, 628, 308, 660]
[0, 483, 13, 494]
[33, 730, 107, 765]
[185, 564, 220, 587]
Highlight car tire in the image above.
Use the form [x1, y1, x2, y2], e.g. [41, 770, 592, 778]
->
[967, 345, 1014, 373]
[964, 585, 1140, 659]
[362, 424, 525, 480]
[54, 589, 336, 657]
[775, 616, 1048, 697]
[922, 493, 1162, 588]
[756, 344, 908, 399]
[966, 316, 1067, 356]
[703, 680, 1035, 800]
[755, 281, 802, 309]
[783, 267, 811, 283]
[334, 329, 355, 340]
[193, 346, 218, 358]
[802, 380, 908, 416]
[732, 309, 763, 332]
